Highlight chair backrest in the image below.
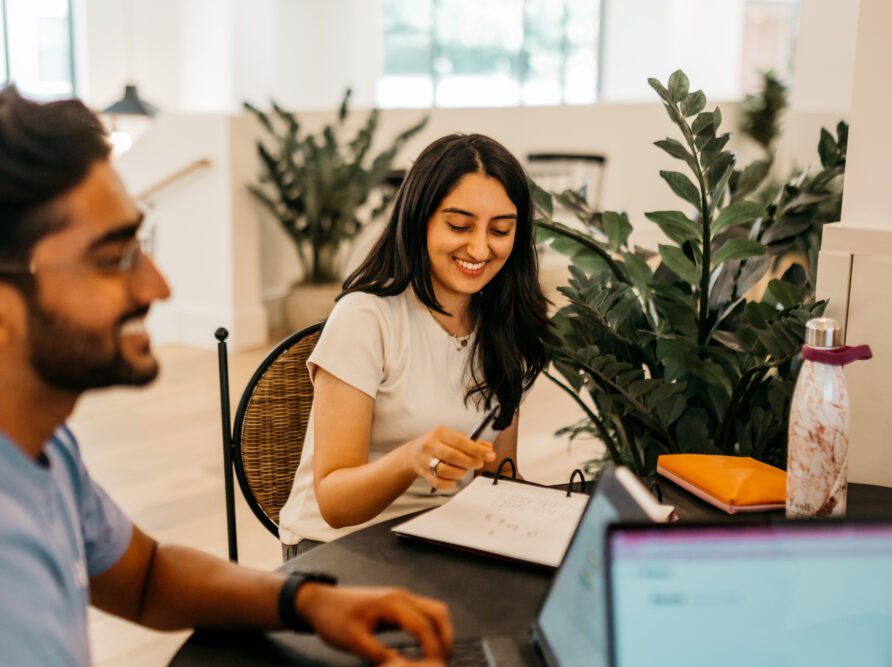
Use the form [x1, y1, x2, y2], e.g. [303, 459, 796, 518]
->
[231, 322, 323, 537]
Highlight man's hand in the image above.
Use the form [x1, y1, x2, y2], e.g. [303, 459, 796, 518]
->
[296, 584, 453, 665]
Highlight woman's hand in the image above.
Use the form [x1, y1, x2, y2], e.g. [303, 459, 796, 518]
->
[404, 426, 495, 491]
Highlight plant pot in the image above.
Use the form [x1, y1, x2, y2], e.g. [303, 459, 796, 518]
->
[283, 282, 341, 331]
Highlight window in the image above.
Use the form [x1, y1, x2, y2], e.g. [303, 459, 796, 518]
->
[2, 0, 75, 100]
[380, 0, 800, 108]
[741, 0, 799, 95]
[379, 0, 603, 109]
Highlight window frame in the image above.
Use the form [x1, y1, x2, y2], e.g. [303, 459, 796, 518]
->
[381, 0, 605, 109]
[1, 0, 76, 97]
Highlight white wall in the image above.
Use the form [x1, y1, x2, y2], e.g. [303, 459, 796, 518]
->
[115, 114, 268, 350]
[602, 0, 744, 102]
[790, 0, 860, 115]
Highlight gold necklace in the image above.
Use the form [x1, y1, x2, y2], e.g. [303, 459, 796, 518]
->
[428, 310, 473, 350]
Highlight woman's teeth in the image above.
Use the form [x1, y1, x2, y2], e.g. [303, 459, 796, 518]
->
[456, 259, 486, 271]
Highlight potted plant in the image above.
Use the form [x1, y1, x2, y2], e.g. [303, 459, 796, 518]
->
[533, 70, 846, 478]
[245, 90, 428, 329]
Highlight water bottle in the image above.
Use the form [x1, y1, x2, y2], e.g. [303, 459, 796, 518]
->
[786, 317, 872, 518]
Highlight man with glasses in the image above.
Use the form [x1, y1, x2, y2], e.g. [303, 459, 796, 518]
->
[0, 86, 451, 666]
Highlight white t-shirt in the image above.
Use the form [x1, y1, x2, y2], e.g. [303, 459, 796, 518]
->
[278, 289, 499, 544]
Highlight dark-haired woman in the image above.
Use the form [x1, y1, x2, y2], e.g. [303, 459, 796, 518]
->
[278, 134, 552, 552]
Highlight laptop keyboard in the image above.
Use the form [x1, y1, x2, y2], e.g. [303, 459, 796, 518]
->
[449, 638, 490, 667]
[383, 637, 490, 666]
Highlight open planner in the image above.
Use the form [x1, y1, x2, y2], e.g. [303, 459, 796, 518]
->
[392, 465, 675, 567]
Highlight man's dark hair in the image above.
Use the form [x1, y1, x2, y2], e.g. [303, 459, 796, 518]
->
[0, 85, 110, 273]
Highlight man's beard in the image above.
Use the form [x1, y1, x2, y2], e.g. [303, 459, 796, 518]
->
[27, 302, 159, 392]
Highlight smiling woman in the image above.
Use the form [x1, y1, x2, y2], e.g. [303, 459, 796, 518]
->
[278, 134, 554, 555]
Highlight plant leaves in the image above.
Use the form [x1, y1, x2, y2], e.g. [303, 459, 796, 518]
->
[530, 178, 554, 220]
[712, 330, 748, 352]
[655, 138, 698, 171]
[736, 254, 771, 295]
[707, 152, 735, 192]
[712, 239, 767, 268]
[659, 244, 700, 284]
[761, 217, 812, 244]
[647, 78, 674, 106]
[733, 158, 772, 201]
[699, 133, 731, 168]
[764, 279, 805, 309]
[602, 211, 633, 250]
[645, 210, 701, 245]
[675, 414, 712, 453]
[681, 90, 707, 117]
[659, 171, 701, 210]
[712, 200, 765, 234]
[692, 112, 714, 136]
[668, 70, 690, 103]
[623, 253, 654, 297]
[818, 127, 839, 167]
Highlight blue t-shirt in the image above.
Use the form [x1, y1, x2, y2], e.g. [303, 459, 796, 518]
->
[0, 426, 132, 667]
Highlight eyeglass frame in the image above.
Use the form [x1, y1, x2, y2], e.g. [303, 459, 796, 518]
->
[0, 225, 157, 280]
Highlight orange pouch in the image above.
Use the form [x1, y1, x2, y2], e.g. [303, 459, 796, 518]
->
[656, 454, 786, 514]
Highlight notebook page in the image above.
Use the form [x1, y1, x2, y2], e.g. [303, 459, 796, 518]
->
[393, 476, 589, 567]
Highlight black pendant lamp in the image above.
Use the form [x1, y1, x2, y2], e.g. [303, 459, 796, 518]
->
[102, 84, 158, 117]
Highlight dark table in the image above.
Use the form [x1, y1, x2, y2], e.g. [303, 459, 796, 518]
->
[170, 480, 892, 666]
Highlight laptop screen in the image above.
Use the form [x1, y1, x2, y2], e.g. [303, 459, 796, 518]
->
[607, 522, 892, 667]
[535, 467, 651, 667]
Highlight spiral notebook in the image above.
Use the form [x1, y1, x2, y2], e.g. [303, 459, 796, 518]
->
[393, 463, 674, 568]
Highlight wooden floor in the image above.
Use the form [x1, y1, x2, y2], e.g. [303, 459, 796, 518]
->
[72, 344, 600, 666]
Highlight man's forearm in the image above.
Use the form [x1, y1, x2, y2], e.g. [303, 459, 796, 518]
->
[136, 544, 286, 631]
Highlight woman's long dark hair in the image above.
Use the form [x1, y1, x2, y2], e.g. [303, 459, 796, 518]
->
[342, 133, 553, 430]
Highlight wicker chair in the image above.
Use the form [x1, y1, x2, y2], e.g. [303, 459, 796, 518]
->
[215, 322, 323, 562]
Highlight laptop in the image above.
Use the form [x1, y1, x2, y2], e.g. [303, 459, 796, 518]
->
[386, 464, 664, 666]
[605, 520, 892, 667]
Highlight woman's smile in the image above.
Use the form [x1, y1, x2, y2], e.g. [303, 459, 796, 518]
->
[453, 257, 489, 276]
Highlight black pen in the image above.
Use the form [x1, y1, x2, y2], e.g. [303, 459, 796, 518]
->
[430, 407, 500, 495]
[469, 406, 499, 441]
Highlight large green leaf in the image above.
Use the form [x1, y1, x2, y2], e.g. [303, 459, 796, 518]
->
[602, 211, 633, 250]
[692, 111, 715, 136]
[655, 139, 698, 171]
[712, 200, 765, 234]
[530, 179, 554, 220]
[733, 158, 772, 201]
[623, 253, 654, 298]
[668, 70, 690, 102]
[659, 245, 700, 284]
[712, 239, 767, 268]
[699, 133, 731, 168]
[660, 171, 701, 210]
[645, 211, 700, 245]
[763, 279, 805, 309]
[681, 90, 707, 117]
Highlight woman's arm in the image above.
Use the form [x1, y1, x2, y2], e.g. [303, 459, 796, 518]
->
[312, 368, 495, 528]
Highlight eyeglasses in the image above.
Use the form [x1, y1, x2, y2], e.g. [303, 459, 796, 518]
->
[0, 227, 156, 279]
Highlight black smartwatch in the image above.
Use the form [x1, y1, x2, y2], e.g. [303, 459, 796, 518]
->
[278, 571, 338, 633]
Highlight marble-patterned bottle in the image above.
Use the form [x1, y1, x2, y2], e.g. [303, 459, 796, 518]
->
[786, 317, 871, 518]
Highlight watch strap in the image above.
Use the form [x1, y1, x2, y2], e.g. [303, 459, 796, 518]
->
[278, 571, 338, 633]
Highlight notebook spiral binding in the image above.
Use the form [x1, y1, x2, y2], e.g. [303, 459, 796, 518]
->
[491, 457, 587, 496]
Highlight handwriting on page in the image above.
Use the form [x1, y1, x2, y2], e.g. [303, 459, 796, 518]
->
[393, 477, 590, 567]
[485, 493, 583, 538]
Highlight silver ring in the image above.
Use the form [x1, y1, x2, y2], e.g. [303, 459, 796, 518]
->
[429, 457, 441, 478]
